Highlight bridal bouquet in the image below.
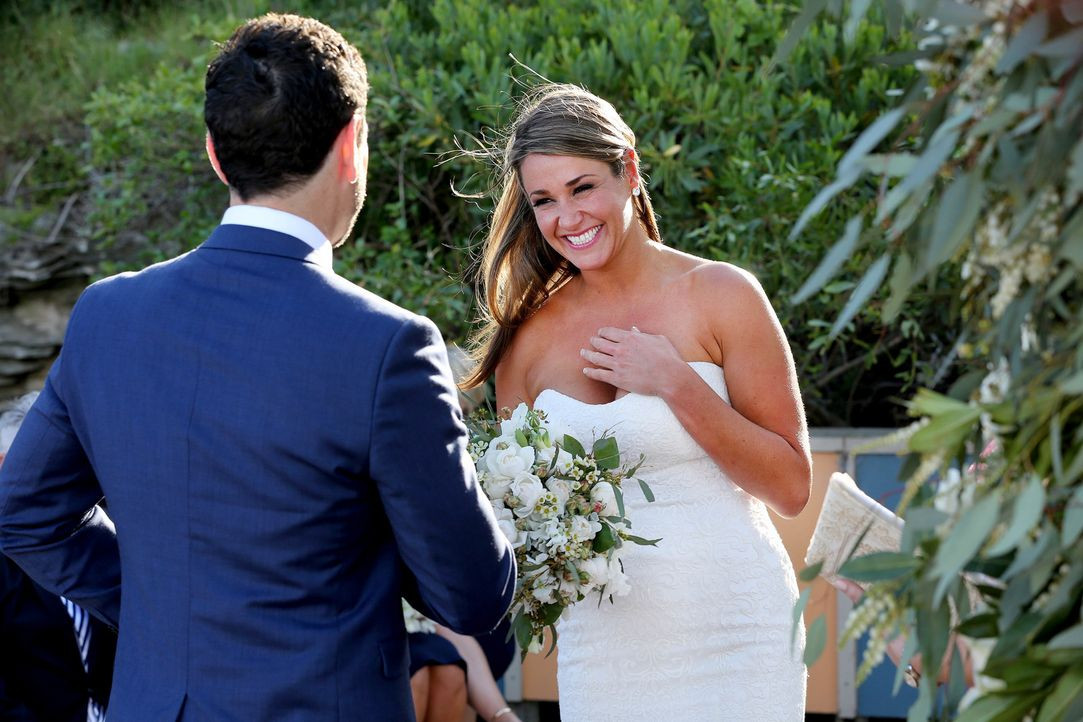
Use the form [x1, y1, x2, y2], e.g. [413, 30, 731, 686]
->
[468, 403, 658, 655]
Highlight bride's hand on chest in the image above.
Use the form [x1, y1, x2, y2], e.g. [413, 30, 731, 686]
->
[579, 326, 697, 399]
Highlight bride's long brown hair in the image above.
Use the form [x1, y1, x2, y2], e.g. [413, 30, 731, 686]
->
[460, 83, 661, 390]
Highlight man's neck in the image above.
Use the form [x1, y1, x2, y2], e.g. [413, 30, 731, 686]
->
[229, 187, 340, 244]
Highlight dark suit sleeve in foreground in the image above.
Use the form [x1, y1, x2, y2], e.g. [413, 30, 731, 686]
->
[369, 316, 516, 635]
[0, 358, 121, 629]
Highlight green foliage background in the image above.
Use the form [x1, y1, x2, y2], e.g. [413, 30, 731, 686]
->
[783, 0, 1083, 719]
[4, 0, 928, 426]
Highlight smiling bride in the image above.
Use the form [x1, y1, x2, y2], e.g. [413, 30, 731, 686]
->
[460, 83, 812, 721]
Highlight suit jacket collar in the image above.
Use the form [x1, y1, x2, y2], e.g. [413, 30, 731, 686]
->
[201, 224, 334, 269]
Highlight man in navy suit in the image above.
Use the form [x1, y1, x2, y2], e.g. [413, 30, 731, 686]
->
[0, 13, 515, 721]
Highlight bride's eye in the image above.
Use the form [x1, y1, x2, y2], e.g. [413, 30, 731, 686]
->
[573, 184, 594, 194]
[532, 197, 552, 208]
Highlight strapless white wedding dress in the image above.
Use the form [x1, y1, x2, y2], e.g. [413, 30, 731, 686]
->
[534, 362, 806, 721]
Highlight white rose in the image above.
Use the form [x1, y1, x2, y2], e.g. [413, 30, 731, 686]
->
[554, 448, 575, 474]
[535, 444, 555, 467]
[568, 514, 601, 543]
[481, 472, 513, 501]
[510, 472, 546, 518]
[606, 556, 631, 597]
[590, 482, 619, 517]
[493, 506, 524, 548]
[484, 435, 536, 479]
[531, 571, 558, 604]
[577, 556, 610, 591]
[499, 402, 531, 437]
[537, 445, 574, 474]
[558, 575, 580, 600]
[546, 477, 574, 509]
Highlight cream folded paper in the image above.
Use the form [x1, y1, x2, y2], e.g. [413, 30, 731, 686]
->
[805, 471, 904, 585]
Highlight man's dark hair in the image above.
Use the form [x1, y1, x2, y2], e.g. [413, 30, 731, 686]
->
[204, 13, 368, 200]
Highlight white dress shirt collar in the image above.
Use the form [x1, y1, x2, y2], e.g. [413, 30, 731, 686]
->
[220, 205, 333, 267]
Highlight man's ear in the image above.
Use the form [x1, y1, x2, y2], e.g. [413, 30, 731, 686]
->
[336, 115, 367, 184]
[206, 133, 229, 186]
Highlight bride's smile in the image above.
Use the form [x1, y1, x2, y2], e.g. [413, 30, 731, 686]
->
[564, 224, 602, 249]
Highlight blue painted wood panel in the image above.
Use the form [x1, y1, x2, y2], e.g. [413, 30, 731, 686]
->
[854, 453, 919, 718]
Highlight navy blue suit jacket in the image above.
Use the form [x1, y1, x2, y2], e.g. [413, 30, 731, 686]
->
[0, 223, 516, 721]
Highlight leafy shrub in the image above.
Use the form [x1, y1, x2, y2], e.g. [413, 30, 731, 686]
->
[786, 0, 1083, 718]
[23, 0, 930, 425]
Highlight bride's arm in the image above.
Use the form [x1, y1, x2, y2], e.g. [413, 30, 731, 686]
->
[581, 264, 812, 518]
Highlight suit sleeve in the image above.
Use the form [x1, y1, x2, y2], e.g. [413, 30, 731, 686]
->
[0, 354, 121, 629]
[369, 316, 516, 635]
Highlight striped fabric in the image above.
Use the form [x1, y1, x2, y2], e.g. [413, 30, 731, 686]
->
[60, 597, 106, 722]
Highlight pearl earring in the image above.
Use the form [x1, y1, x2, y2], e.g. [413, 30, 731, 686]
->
[632, 186, 641, 197]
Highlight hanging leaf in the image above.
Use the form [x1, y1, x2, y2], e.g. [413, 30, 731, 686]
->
[792, 216, 863, 304]
[799, 561, 824, 582]
[829, 253, 890, 339]
[1036, 664, 1083, 722]
[1049, 624, 1083, 651]
[955, 692, 1046, 722]
[987, 477, 1045, 556]
[1061, 486, 1083, 548]
[844, 0, 874, 42]
[838, 551, 921, 581]
[1067, 138, 1083, 201]
[996, 10, 1049, 74]
[788, 164, 864, 240]
[768, 0, 831, 68]
[792, 587, 811, 648]
[909, 387, 972, 416]
[838, 106, 908, 176]
[803, 615, 827, 666]
[877, 129, 960, 223]
[908, 405, 983, 452]
[861, 152, 918, 176]
[931, 493, 1000, 605]
[882, 251, 914, 323]
[924, 170, 984, 272]
[929, 0, 988, 26]
[1052, 412, 1065, 485]
[1035, 27, 1083, 58]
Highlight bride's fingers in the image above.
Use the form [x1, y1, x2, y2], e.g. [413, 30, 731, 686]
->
[580, 348, 613, 367]
[582, 365, 616, 384]
[595, 326, 632, 342]
[588, 336, 621, 354]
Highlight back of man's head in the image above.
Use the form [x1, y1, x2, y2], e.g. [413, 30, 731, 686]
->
[204, 13, 368, 201]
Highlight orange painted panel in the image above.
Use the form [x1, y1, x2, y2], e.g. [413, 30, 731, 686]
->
[770, 451, 841, 713]
[521, 630, 559, 701]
